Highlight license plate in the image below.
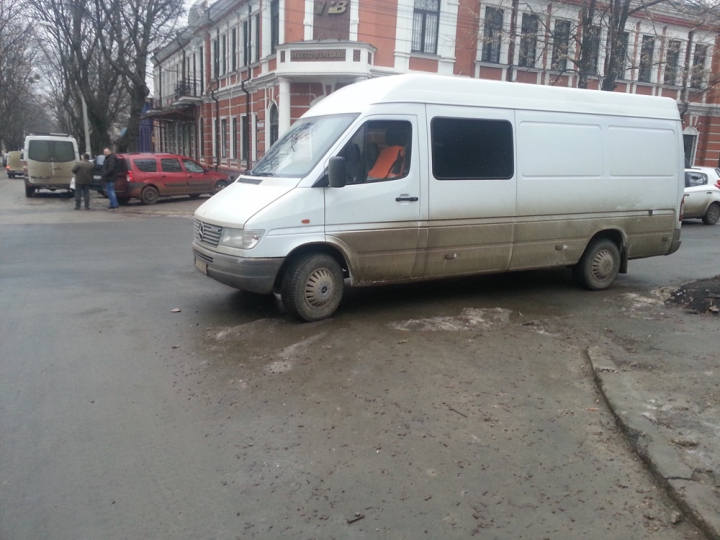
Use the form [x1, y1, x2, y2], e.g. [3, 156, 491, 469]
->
[194, 258, 208, 275]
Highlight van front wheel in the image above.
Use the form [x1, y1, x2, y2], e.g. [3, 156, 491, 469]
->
[281, 253, 344, 322]
[573, 239, 621, 291]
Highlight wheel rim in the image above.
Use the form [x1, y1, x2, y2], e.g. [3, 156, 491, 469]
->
[591, 249, 616, 282]
[144, 189, 157, 203]
[304, 267, 335, 308]
[708, 205, 720, 223]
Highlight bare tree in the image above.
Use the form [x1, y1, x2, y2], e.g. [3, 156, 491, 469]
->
[29, 0, 126, 155]
[94, 0, 184, 152]
[0, 0, 44, 149]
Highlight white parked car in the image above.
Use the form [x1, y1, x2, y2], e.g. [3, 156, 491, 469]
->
[687, 166, 720, 188]
[684, 168, 720, 225]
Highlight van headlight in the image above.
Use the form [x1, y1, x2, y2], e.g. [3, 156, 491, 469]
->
[219, 228, 264, 249]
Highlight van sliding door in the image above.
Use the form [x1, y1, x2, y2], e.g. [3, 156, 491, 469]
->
[422, 106, 516, 278]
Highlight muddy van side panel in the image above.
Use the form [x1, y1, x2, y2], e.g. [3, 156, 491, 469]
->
[510, 111, 681, 269]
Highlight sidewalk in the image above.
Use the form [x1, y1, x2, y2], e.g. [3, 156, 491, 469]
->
[588, 282, 720, 539]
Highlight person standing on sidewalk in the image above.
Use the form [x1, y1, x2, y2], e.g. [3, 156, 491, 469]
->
[101, 148, 121, 209]
[71, 153, 94, 210]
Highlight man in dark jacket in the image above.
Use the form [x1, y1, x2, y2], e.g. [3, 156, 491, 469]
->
[101, 147, 120, 209]
[71, 153, 94, 210]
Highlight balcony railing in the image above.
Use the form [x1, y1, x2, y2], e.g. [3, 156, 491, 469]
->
[175, 78, 200, 99]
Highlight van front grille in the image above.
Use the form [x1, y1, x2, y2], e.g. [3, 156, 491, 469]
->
[194, 219, 222, 247]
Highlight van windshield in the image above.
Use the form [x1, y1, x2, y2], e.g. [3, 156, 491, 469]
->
[248, 113, 358, 178]
[28, 140, 75, 162]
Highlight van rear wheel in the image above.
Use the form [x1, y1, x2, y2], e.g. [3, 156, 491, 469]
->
[281, 253, 344, 322]
[140, 186, 159, 205]
[573, 238, 621, 291]
[25, 185, 34, 197]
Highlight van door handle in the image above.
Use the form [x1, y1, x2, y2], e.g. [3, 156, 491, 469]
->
[396, 196, 418, 202]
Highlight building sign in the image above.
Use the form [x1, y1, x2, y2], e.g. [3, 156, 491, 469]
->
[313, 0, 350, 41]
[291, 49, 346, 62]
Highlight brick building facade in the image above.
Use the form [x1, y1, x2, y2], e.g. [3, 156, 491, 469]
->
[150, 0, 720, 173]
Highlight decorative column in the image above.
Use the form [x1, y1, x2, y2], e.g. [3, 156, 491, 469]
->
[279, 77, 291, 137]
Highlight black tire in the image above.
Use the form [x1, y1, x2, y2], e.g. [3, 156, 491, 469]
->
[702, 203, 720, 225]
[281, 253, 344, 322]
[214, 180, 229, 194]
[573, 238, 621, 291]
[140, 185, 159, 205]
[25, 185, 35, 197]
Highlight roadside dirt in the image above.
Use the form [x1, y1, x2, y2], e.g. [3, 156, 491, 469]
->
[666, 276, 720, 315]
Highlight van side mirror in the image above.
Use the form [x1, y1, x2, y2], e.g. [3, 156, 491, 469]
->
[328, 156, 346, 188]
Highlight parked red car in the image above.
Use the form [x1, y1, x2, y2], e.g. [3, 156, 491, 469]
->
[110, 153, 231, 205]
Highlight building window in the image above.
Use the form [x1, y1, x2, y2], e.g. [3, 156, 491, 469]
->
[199, 46, 204, 92]
[241, 115, 249, 161]
[586, 25, 601, 74]
[519, 14, 539, 68]
[617, 32, 629, 78]
[221, 118, 227, 158]
[684, 132, 697, 167]
[639, 35, 655, 83]
[255, 14, 261, 62]
[482, 7, 503, 64]
[664, 40, 681, 86]
[232, 117, 238, 159]
[231, 28, 237, 71]
[253, 113, 259, 160]
[411, 0, 440, 54]
[269, 104, 279, 146]
[199, 118, 204, 159]
[243, 20, 249, 66]
[691, 44, 707, 88]
[551, 20, 571, 71]
[431, 117, 514, 180]
[212, 38, 219, 79]
[221, 34, 227, 74]
[271, 0, 280, 54]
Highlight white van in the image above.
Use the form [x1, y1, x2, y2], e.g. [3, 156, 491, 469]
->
[23, 134, 79, 197]
[193, 73, 684, 321]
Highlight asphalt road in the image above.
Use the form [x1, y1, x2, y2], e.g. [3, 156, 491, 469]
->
[0, 177, 717, 539]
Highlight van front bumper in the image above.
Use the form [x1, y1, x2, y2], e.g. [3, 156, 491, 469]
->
[192, 241, 284, 294]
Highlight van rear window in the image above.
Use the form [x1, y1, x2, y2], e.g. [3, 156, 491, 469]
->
[28, 140, 75, 163]
[134, 159, 157, 172]
[431, 118, 514, 180]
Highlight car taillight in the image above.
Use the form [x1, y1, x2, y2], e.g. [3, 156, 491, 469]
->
[679, 197, 685, 221]
[126, 170, 133, 182]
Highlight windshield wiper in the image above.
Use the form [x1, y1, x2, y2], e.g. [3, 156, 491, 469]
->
[246, 171, 276, 177]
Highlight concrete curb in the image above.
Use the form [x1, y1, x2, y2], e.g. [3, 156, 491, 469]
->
[587, 346, 720, 540]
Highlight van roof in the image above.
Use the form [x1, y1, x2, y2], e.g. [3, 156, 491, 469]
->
[305, 73, 680, 120]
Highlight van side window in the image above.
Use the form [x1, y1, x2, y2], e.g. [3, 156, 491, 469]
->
[161, 158, 183, 173]
[338, 120, 412, 184]
[685, 171, 706, 187]
[134, 159, 157, 173]
[431, 117, 514, 180]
